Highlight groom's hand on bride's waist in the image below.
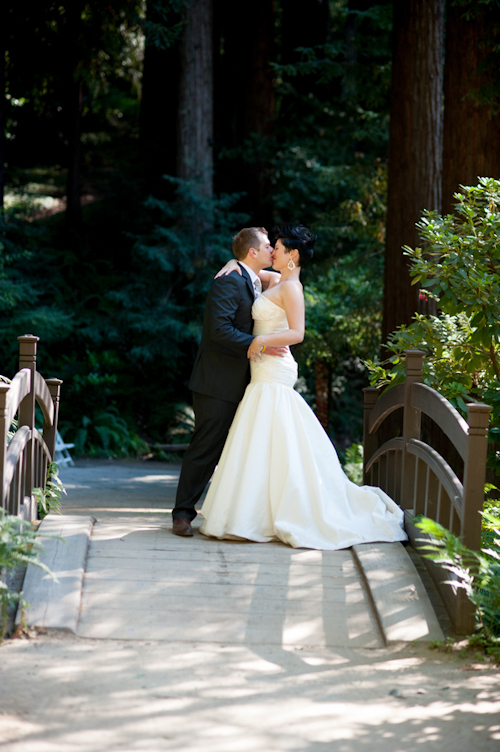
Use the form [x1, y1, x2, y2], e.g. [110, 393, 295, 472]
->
[264, 346, 289, 357]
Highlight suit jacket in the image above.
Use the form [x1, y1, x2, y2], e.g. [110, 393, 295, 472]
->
[188, 264, 256, 403]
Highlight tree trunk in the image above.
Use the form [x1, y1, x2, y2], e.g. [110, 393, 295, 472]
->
[65, 78, 83, 230]
[0, 2, 5, 214]
[343, 0, 372, 100]
[382, 0, 444, 345]
[140, 0, 180, 190]
[213, 0, 275, 223]
[442, 2, 500, 214]
[177, 0, 213, 197]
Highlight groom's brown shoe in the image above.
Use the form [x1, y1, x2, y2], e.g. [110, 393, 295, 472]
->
[172, 518, 194, 537]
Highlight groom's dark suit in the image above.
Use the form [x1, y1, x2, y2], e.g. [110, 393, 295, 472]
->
[173, 264, 256, 521]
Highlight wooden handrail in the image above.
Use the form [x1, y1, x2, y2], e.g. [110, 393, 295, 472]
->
[2, 425, 31, 504]
[368, 383, 405, 434]
[4, 369, 31, 430]
[406, 438, 463, 513]
[34, 371, 55, 426]
[1, 336, 63, 519]
[362, 349, 492, 634]
[365, 437, 404, 472]
[411, 383, 469, 461]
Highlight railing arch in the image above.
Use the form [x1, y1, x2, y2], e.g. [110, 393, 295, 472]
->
[0, 335, 63, 520]
[363, 349, 491, 634]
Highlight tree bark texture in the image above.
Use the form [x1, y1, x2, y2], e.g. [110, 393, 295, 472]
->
[442, 2, 500, 214]
[382, 0, 444, 345]
[0, 2, 5, 213]
[140, 0, 180, 189]
[213, 0, 275, 223]
[343, 0, 373, 100]
[177, 0, 213, 196]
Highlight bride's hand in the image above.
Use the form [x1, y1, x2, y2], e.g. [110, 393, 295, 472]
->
[247, 337, 265, 361]
[215, 258, 241, 278]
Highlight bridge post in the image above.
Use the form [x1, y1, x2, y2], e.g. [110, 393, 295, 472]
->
[0, 384, 10, 512]
[463, 402, 492, 551]
[363, 388, 379, 485]
[401, 350, 424, 512]
[17, 334, 39, 520]
[44, 379, 63, 460]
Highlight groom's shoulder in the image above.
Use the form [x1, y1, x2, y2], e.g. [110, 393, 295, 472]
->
[210, 269, 247, 293]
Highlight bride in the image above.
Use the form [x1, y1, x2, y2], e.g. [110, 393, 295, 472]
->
[199, 224, 407, 550]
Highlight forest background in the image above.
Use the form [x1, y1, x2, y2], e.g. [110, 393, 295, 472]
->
[1, 0, 499, 460]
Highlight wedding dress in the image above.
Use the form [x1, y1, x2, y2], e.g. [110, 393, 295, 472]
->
[199, 294, 407, 550]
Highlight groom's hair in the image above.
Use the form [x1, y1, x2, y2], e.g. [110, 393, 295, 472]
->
[232, 227, 267, 260]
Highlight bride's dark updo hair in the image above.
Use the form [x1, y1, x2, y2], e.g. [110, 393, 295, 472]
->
[270, 224, 316, 267]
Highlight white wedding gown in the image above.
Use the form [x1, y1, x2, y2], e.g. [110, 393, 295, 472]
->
[199, 294, 407, 550]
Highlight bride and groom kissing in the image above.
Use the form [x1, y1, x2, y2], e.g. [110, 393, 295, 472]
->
[172, 224, 407, 550]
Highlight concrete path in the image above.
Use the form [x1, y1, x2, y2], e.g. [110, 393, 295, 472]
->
[2, 460, 499, 751]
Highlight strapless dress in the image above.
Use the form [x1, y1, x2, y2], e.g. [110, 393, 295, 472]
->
[199, 295, 406, 550]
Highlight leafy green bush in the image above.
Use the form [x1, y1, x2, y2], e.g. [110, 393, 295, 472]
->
[0, 514, 57, 641]
[32, 462, 66, 520]
[415, 512, 500, 649]
[72, 407, 149, 457]
[343, 442, 364, 484]
[366, 178, 500, 470]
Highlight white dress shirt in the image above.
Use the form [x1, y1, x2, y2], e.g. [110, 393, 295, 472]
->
[239, 262, 262, 296]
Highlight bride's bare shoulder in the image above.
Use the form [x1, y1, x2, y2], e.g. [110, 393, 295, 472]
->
[281, 279, 303, 293]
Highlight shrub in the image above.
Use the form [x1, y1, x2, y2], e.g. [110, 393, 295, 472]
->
[0, 514, 57, 641]
[366, 178, 500, 471]
[415, 512, 500, 644]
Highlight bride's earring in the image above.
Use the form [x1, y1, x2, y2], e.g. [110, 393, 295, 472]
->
[287, 257, 296, 271]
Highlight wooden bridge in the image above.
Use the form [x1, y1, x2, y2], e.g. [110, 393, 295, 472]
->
[0, 335, 62, 520]
[0, 339, 493, 637]
[363, 349, 491, 634]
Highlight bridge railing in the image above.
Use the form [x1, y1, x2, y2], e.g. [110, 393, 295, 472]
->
[363, 349, 491, 634]
[0, 335, 62, 521]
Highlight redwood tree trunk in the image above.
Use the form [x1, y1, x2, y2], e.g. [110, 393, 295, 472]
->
[140, 0, 180, 190]
[213, 0, 275, 223]
[0, 2, 5, 214]
[442, 2, 500, 214]
[382, 0, 444, 344]
[177, 0, 213, 196]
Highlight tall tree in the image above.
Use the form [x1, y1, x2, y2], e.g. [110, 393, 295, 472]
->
[140, 0, 184, 190]
[0, 2, 5, 214]
[382, 0, 444, 344]
[213, 0, 275, 223]
[442, 1, 500, 214]
[177, 0, 213, 196]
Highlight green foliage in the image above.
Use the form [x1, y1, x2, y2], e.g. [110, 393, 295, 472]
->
[0, 213, 72, 369]
[415, 514, 500, 642]
[343, 442, 364, 485]
[73, 407, 149, 457]
[142, 0, 186, 49]
[2, 0, 394, 454]
[32, 462, 66, 520]
[366, 178, 500, 467]
[0, 514, 57, 641]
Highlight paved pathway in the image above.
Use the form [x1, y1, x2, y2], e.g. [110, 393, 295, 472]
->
[1, 460, 499, 751]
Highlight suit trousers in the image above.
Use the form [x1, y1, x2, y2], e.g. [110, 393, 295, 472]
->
[172, 391, 240, 521]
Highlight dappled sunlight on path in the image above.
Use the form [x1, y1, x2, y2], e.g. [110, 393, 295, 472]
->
[1, 460, 499, 751]
[1, 633, 500, 751]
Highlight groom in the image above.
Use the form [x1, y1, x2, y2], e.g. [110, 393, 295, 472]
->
[172, 227, 283, 536]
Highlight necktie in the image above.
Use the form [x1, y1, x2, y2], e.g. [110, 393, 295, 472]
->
[254, 277, 262, 296]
